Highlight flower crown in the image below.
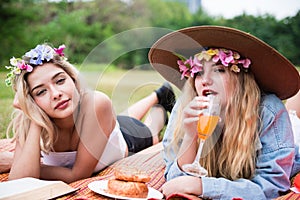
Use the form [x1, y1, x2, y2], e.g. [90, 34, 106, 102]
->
[176, 48, 251, 79]
[4, 44, 66, 87]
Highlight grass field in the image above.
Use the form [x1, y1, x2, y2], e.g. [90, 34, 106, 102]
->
[1, 65, 298, 138]
[0, 66, 178, 138]
[0, 72, 15, 138]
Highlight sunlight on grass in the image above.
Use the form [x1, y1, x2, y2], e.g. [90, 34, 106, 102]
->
[0, 68, 176, 138]
[80, 68, 169, 114]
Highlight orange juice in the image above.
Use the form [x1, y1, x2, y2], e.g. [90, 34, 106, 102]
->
[197, 115, 220, 140]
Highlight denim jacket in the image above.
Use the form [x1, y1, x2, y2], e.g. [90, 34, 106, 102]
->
[163, 94, 296, 200]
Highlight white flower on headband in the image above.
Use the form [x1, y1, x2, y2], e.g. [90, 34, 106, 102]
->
[176, 48, 251, 79]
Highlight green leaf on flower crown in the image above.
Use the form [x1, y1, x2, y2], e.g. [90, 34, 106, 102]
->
[173, 52, 187, 61]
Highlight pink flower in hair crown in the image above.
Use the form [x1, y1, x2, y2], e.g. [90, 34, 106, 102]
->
[175, 48, 251, 79]
[3, 44, 66, 87]
[177, 56, 203, 79]
[54, 44, 66, 56]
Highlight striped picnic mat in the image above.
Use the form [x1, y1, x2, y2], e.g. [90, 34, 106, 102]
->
[0, 139, 165, 199]
[64, 148, 165, 199]
[1, 139, 300, 199]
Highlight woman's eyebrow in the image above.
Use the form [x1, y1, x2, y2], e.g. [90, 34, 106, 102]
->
[30, 72, 65, 93]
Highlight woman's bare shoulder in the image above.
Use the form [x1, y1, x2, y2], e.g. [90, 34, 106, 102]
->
[79, 90, 116, 137]
[81, 90, 112, 110]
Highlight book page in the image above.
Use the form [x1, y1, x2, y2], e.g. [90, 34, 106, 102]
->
[0, 177, 78, 200]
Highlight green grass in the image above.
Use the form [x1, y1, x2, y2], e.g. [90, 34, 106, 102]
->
[0, 73, 14, 138]
[0, 73, 14, 99]
[0, 67, 172, 138]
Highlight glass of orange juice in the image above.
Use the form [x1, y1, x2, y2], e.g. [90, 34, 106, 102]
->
[182, 95, 221, 177]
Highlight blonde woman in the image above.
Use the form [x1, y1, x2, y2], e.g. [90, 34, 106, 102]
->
[149, 26, 300, 199]
[4, 43, 175, 183]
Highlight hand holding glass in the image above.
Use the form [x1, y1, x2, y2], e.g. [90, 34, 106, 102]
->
[182, 95, 221, 177]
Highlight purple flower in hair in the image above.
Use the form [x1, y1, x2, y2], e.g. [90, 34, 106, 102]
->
[3, 44, 67, 87]
[175, 48, 251, 79]
[190, 65, 202, 77]
[190, 56, 202, 77]
[213, 49, 234, 66]
[238, 58, 251, 68]
[178, 60, 190, 79]
[25, 44, 53, 65]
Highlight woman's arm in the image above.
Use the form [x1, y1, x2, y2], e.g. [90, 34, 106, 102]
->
[0, 151, 14, 173]
[8, 122, 42, 180]
[40, 141, 99, 183]
[199, 146, 294, 200]
[163, 100, 194, 179]
[163, 97, 208, 180]
[163, 94, 295, 199]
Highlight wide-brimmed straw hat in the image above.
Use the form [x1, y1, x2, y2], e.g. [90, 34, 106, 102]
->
[149, 26, 300, 100]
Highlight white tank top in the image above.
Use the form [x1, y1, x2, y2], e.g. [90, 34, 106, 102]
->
[41, 121, 127, 173]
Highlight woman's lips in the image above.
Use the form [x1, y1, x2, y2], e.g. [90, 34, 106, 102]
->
[55, 99, 69, 109]
[202, 89, 217, 96]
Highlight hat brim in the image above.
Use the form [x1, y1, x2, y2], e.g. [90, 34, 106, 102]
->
[149, 26, 300, 100]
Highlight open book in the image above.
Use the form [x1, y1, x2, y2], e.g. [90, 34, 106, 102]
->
[0, 177, 78, 200]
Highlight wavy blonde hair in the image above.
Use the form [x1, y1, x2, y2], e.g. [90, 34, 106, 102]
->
[7, 44, 83, 153]
[168, 70, 261, 180]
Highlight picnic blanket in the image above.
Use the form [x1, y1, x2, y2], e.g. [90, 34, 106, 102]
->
[0, 140, 165, 199]
[1, 139, 300, 200]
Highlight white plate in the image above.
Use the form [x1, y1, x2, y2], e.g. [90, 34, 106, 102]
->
[88, 180, 163, 200]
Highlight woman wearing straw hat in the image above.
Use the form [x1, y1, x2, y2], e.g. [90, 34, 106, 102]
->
[149, 26, 300, 199]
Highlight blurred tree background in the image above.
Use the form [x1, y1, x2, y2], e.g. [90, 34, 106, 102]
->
[1, 0, 300, 69]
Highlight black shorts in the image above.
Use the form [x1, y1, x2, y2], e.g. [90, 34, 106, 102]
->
[117, 115, 153, 155]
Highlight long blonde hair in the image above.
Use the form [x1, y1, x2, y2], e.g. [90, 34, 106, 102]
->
[7, 44, 83, 153]
[169, 71, 261, 180]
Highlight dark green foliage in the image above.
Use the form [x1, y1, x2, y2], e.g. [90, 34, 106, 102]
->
[0, 0, 299, 69]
